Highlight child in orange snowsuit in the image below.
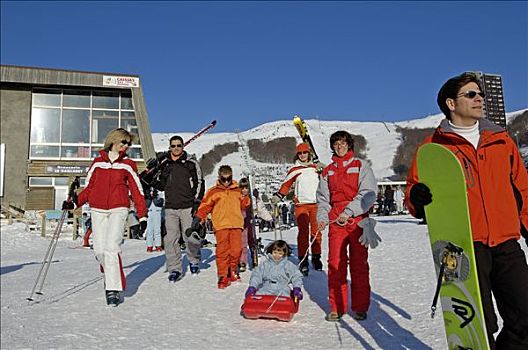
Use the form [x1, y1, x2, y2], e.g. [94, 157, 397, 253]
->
[193, 165, 250, 289]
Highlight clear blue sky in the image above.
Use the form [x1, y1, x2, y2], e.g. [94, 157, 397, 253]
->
[2, 1, 527, 133]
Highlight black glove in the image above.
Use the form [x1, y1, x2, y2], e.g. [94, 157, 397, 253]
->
[191, 217, 202, 232]
[410, 183, 432, 219]
[139, 220, 148, 233]
[145, 158, 158, 170]
[191, 200, 201, 217]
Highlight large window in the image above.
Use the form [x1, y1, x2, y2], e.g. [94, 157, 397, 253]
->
[30, 88, 143, 160]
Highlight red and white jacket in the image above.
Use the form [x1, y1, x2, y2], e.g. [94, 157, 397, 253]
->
[316, 150, 378, 224]
[78, 150, 147, 218]
[277, 160, 320, 204]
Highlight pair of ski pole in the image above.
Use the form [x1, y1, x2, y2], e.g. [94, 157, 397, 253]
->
[27, 209, 68, 302]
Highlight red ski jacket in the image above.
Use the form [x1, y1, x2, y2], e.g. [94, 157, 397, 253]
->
[317, 150, 377, 223]
[78, 150, 147, 218]
[405, 118, 528, 247]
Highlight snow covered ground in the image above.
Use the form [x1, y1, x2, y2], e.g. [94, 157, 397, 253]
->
[2, 216, 527, 349]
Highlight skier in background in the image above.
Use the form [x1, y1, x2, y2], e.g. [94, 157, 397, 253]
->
[394, 185, 405, 214]
[383, 185, 395, 215]
[406, 72, 528, 349]
[145, 188, 164, 252]
[272, 143, 323, 276]
[317, 130, 379, 322]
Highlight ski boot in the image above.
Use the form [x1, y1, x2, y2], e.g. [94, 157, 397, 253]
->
[189, 263, 200, 275]
[218, 276, 231, 289]
[325, 312, 343, 322]
[311, 254, 323, 271]
[239, 262, 247, 273]
[299, 258, 309, 276]
[168, 271, 182, 283]
[352, 311, 368, 321]
[106, 290, 120, 307]
[229, 267, 241, 282]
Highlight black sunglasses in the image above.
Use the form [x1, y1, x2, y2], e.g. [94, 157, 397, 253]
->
[220, 176, 232, 183]
[457, 90, 485, 99]
[121, 140, 132, 146]
[170, 144, 183, 148]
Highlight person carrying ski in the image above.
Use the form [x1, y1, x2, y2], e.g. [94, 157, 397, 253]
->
[406, 72, 528, 350]
[272, 143, 323, 276]
[245, 240, 303, 300]
[316, 130, 379, 322]
[193, 165, 250, 289]
[77, 128, 147, 307]
[158, 135, 205, 282]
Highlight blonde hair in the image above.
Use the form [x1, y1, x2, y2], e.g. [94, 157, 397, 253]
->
[103, 128, 136, 151]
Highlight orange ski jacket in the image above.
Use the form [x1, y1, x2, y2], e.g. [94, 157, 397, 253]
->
[195, 180, 251, 231]
[406, 118, 528, 247]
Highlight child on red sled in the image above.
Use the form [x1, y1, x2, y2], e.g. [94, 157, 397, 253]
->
[245, 240, 304, 300]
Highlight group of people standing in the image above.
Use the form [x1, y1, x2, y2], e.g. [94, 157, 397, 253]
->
[75, 72, 528, 348]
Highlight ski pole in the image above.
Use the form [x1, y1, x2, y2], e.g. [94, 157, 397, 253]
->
[27, 210, 67, 301]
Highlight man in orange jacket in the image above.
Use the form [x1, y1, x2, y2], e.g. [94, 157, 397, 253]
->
[406, 72, 528, 350]
[193, 165, 250, 289]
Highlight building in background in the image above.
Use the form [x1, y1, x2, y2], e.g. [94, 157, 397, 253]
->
[471, 71, 507, 129]
[1, 65, 155, 210]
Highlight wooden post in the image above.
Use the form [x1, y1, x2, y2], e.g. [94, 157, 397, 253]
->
[7, 204, 13, 225]
[41, 214, 46, 237]
[72, 210, 79, 240]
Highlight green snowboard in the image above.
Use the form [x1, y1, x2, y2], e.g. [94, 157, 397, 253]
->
[417, 143, 489, 350]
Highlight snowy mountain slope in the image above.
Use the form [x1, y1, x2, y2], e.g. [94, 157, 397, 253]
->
[153, 109, 527, 186]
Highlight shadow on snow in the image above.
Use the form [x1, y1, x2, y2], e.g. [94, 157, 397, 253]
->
[303, 267, 431, 349]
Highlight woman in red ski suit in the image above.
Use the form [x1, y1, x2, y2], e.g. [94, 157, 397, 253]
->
[316, 131, 378, 322]
[78, 128, 147, 307]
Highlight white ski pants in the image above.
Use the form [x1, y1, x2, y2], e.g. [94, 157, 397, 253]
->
[91, 208, 128, 291]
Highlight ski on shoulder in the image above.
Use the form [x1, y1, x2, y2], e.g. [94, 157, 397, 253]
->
[293, 115, 320, 163]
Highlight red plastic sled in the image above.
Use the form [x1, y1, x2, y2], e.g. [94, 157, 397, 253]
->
[241, 294, 299, 322]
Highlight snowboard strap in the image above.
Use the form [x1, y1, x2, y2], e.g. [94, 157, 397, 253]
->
[431, 242, 460, 318]
[431, 259, 446, 319]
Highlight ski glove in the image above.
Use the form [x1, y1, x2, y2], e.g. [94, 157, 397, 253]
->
[292, 287, 303, 301]
[139, 219, 148, 233]
[191, 200, 201, 217]
[191, 217, 202, 232]
[245, 287, 257, 298]
[358, 217, 381, 249]
[409, 183, 432, 219]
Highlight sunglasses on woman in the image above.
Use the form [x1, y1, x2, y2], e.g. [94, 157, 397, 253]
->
[121, 140, 132, 146]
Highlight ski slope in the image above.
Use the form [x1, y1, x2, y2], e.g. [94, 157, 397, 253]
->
[152, 109, 527, 186]
[3, 216, 526, 349]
